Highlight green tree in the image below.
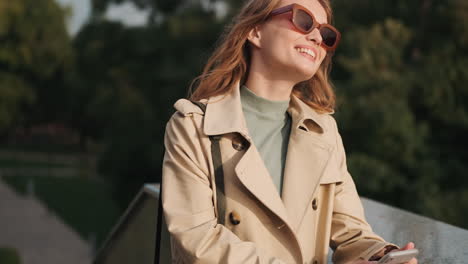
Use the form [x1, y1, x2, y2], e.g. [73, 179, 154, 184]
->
[0, 248, 21, 264]
[333, 0, 468, 228]
[74, 0, 225, 206]
[0, 0, 72, 134]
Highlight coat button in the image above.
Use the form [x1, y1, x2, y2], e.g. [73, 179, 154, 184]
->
[312, 198, 318, 210]
[229, 211, 241, 225]
[232, 137, 246, 151]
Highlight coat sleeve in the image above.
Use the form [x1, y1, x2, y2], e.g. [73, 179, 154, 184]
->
[161, 112, 286, 264]
[328, 118, 399, 264]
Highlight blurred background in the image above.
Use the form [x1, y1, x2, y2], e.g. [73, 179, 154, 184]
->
[0, 0, 467, 263]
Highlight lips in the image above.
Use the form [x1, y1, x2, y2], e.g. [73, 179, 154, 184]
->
[295, 45, 318, 61]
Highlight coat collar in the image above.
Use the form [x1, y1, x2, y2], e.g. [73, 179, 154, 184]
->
[203, 82, 330, 138]
[203, 82, 337, 232]
[203, 83, 249, 138]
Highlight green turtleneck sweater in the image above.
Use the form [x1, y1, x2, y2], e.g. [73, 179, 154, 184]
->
[240, 85, 292, 197]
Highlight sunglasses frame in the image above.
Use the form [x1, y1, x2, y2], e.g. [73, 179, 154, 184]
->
[268, 3, 341, 51]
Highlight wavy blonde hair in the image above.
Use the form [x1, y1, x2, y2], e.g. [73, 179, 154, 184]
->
[189, 0, 335, 113]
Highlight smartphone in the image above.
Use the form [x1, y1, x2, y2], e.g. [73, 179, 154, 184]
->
[377, 249, 419, 264]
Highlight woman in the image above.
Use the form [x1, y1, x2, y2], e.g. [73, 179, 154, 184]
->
[161, 0, 418, 263]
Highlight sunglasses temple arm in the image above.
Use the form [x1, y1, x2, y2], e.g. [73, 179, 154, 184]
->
[270, 5, 293, 17]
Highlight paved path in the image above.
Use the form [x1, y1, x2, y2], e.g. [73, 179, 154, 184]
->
[0, 180, 92, 264]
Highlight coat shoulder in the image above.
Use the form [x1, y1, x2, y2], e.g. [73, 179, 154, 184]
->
[324, 114, 339, 131]
[173, 98, 207, 117]
[165, 99, 206, 139]
[315, 112, 339, 135]
[317, 114, 343, 151]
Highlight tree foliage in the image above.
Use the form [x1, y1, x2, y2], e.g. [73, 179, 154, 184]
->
[0, 0, 71, 133]
[72, 0, 224, 206]
[333, 0, 468, 228]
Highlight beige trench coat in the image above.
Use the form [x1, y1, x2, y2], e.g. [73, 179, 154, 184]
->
[161, 83, 395, 264]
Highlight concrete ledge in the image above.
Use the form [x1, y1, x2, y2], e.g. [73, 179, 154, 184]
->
[96, 184, 468, 264]
[360, 197, 468, 263]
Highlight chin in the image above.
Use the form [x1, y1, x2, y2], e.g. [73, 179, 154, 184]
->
[296, 67, 319, 82]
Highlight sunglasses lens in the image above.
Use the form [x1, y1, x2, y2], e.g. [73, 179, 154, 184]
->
[294, 9, 314, 32]
[320, 27, 337, 48]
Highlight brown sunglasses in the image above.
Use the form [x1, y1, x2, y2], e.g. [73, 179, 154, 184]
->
[268, 3, 341, 51]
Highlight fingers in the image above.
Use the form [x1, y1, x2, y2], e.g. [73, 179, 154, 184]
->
[350, 260, 378, 264]
[400, 241, 415, 251]
[400, 242, 418, 264]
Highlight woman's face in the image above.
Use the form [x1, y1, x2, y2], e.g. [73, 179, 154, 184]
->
[251, 0, 328, 81]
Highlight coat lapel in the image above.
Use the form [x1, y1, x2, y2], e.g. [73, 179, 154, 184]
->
[203, 83, 291, 225]
[234, 143, 291, 225]
[202, 83, 336, 232]
[281, 95, 334, 231]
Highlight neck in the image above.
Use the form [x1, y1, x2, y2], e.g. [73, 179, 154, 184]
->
[245, 51, 304, 101]
[244, 70, 296, 101]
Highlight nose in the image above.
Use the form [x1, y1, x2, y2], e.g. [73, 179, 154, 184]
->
[307, 28, 323, 46]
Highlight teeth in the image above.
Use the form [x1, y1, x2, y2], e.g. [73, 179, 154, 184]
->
[296, 48, 316, 58]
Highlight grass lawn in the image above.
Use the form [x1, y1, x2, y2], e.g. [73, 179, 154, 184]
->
[0, 159, 71, 169]
[1, 143, 83, 154]
[1, 175, 122, 248]
[0, 247, 21, 264]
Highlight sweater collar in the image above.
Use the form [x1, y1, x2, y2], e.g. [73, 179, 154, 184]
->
[240, 85, 290, 120]
[203, 82, 330, 138]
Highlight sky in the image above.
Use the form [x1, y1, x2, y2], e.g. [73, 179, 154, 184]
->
[55, 0, 149, 35]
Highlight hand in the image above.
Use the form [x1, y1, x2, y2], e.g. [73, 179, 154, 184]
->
[348, 242, 418, 264]
[390, 242, 418, 264]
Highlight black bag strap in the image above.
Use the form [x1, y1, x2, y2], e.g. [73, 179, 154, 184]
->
[155, 100, 225, 264]
[210, 134, 226, 224]
[154, 184, 164, 264]
[190, 101, 226, 224]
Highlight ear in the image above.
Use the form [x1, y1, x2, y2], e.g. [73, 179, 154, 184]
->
[246, 26, 262, 49]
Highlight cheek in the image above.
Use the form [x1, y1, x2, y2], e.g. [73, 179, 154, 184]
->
[318, 49, 327, 64]
[261, 32, 293, 56]
[262, 20, 301, 49]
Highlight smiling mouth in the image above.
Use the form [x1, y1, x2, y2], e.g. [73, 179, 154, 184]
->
[295, 47, 316, 60]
